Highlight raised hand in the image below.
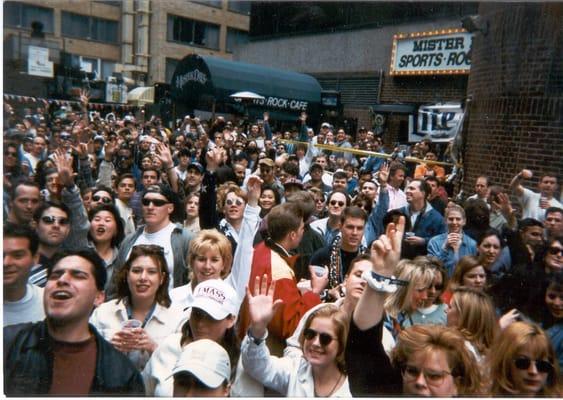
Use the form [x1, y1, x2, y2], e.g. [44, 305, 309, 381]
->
[493, 192, 514, 217]
[247, 274, 283, 339]
[79, 89, 90, 109]
[155, 142, 173, 169]
[370, 216, 405, 277]
[309, 265, 328, 295]
[104, 137, 118, 162]
[52, 149, 75, 188]
[246, 175, 263, 207]
[263, 111, 269, 122]
[377, 162, 389, 186]
[205, 147, 223, 172]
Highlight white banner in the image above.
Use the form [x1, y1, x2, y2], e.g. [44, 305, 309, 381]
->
[409, 103, 464, 143]
[28, 46, 53, 78]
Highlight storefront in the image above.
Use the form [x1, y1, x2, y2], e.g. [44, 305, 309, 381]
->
[170, 54, 322, 125]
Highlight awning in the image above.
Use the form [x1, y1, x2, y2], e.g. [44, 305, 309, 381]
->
[170, 55, 322, 121]
[127, 86, 154, 106]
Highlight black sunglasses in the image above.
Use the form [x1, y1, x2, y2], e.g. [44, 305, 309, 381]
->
[303, 328, 335, 347]
[548, 247, 563, 256]
[4, 151, 17, 157]
[329, 200, 345, 207]
[226, 198, 244, 207]
[41, 216, 70, 225]
[60, 135, 72, 141]
[142, 198, 169, 207]
[514, 356, 553, 374]
[92, 195, 112, 204]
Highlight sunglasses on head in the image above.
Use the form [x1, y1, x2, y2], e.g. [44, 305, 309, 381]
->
[226, 198, 244, 207]
[41, 216, 70, 225]
[548, 247, 563, 256]
[329, 200, 345, 207]
[142, 198, 169, 207]
[513, 356, 553, 374]
[303, 328, 335, 347]
[92, 195, 112, 204]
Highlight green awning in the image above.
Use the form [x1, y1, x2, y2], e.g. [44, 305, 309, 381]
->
[170, 55, 321, 121]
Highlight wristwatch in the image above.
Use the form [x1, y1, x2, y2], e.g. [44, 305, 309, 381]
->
[247, 329, 267, 345]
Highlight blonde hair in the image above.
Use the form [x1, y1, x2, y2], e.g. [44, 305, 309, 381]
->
[445, 203, 466, 220]
[450, 287, 498, 355]
[489, 321, 560, 396]
[392, 325, 486, 395]
[385, 260, 435, 318]
[187, 229, 233, 287]
[298, 305, 349, 373]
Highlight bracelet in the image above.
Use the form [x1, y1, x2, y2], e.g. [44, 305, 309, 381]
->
[370, 271, 409, 286]
[166, 165, 175, 171]
[247, 329, 267, 345]
[361, 270, 407, 294]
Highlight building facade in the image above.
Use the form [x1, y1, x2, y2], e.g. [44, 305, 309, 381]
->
[3, 0, 250, 100]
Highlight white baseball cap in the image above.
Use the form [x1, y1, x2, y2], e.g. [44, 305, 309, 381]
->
[170, 339, 231, 388]
[187, 279, 239, 320]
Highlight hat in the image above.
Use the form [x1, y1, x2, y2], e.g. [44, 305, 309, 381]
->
[93, 135, 105, 143]
[283, 177, 304, 189]
[169, 339, 230, 388]
[143, 183, 176, 203]
[321, 122, 331, 129]
[258, 158, 274, 168]
[187, 279, 239, 320]
[187, 161, 204, 173]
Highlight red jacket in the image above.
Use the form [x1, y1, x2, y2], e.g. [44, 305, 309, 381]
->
[238, 241, 321, 355]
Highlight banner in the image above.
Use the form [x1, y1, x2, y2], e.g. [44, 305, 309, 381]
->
[28, 46, 54, 78]
[409, 103, 464, 143]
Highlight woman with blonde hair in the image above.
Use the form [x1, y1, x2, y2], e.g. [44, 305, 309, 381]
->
[392, 324, 486, 396]
[241, 278, 351, 396]
[447, 286, 498, 362]
[489, 321, 560, 396]
[384, 259, 436, 334]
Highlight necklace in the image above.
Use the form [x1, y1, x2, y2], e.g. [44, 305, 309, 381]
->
[314, 372, 342, 398]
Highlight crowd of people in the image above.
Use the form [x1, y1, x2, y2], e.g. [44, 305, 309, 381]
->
[3, 95, 563, 397]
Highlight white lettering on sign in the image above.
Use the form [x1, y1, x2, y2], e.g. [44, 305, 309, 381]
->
[409, 103, 465, 143]
[175, 69, 208, 89]
[252, 96, 308, 111]
[390, 30, 473, 75]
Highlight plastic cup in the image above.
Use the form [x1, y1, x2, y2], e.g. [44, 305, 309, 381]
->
[311, 265, 327, 277]
[405, 232, 415, 238]
[121, 319, 142, 330]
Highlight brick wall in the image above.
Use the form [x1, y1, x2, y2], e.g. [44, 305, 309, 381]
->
[463, 3, 563, 195]
[380, 74, 468, 104]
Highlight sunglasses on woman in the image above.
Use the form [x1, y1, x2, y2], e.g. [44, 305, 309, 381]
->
[547, 247, 563, 256]
[402, 365, 452, 386]
[92, 195, 112, 204]
[142, 198, 169, 207]
[226, 198, 244, 207]
[41, 216, 70, 225]
[513, 356, 553, 374]
[329, 200, 345, 207]
[303, 328, 335, 346]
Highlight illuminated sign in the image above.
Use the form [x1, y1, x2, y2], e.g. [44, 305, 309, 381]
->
[390, 29, 473, 76]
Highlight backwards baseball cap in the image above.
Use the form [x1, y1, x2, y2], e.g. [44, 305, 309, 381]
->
[187, 279, 239, 320]
[283, 177, 304, 189]
[187, 162, 204, 173]
[321, 122, 331, 129]
[143, 183, 176, 203]
[169, 339, 231, 388]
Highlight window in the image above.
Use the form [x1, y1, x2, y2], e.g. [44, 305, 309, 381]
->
[228, 1, 251, 15]
[68, 54, 115, 80]
[4, 2, 54, 33]
[165, 58, 179, 83]
[167, 15, 220, 50]
[61, 11, 118, 44]
[192, 0, 222, 8]
[226, 28, 248, 53]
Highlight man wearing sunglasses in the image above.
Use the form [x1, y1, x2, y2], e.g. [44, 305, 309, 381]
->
[310, 190, 350, 246]
[88, 186, 115, 211]
[111, 183, 192, 297]
[28, 202, 72, 287]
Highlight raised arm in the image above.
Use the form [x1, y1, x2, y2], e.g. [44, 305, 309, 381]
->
[509, 168, 532, 197]
[354, 216, 405, 330]
[155, 142, 178, 193]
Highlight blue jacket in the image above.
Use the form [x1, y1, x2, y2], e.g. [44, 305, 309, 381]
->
[427, 232, 478, 276]
[399, 203, 447, 258]
[364, 189, 390, 246]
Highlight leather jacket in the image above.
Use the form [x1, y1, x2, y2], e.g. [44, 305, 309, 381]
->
[4, 321, 145, 396]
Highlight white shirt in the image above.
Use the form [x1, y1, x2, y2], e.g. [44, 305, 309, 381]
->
[388, 186, 408, 211]
[3, 284, 45, 327]
[130, 222, 176, 291]
[519, 187, 562, 222]
[115, 198, 136, 236]
[90, 299, 187, 370]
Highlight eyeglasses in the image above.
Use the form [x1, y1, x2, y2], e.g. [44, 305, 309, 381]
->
[402, 365, 453, 386]
[329, 200, 345, 207]
[226, 198, 244, 207]
[548, 247, 563, 256]
[4, 151, 17, 157]
[513, 357, 553, 374]
[303, 328, 335, 347]
[92, 195, 112, 204]
[142, 198, 169, 207]
[132, 244, 164, 255]
[315, 198, 325, 203]
[60, 135, 71, 141]
[41, 216, 70, 225]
